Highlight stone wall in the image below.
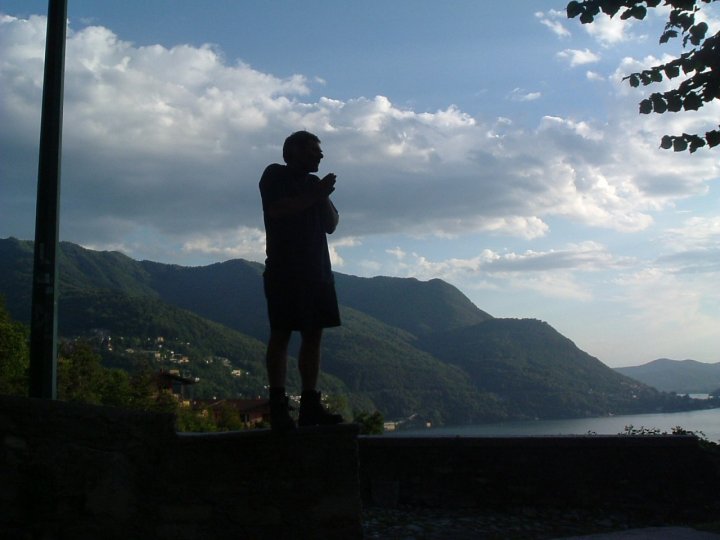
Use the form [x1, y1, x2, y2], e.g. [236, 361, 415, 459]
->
[0, 395, 362, 540]
[4, 394, 720, 539]
[359, 435, 720, 521]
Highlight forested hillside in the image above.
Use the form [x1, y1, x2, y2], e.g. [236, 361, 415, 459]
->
[616, 358, 720, 394]
[1, 237, 708, 424]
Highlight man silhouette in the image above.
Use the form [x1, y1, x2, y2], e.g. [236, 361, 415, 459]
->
[259, 131, 343, 431]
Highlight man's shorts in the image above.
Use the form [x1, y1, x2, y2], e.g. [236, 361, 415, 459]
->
[263, 274, 341, 331]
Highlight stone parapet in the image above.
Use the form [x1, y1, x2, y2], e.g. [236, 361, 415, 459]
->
[359, 435, 720, 522]
[5, 393, 719, 538]
[0, 395, 362, 539]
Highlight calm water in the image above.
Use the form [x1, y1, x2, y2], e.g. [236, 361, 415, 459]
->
[386, 407, 720, 443]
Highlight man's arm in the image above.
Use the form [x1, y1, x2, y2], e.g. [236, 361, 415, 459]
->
[263, 173, 336, 219]
[321, 198, 339, 234]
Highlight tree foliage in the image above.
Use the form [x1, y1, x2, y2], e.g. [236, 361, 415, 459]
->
[57, 341, 176, 412]
[0, 296, 29, 396]
[56, 340, 267, 432]
[353, 410, 385, 435]
[567, 0, 720, 152]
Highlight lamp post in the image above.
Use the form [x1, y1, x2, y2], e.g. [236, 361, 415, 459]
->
[29, 0, 68, 399]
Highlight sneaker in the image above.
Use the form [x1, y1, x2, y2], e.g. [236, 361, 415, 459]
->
[298, 390, 343, 427]
[270, 394, 297, 432]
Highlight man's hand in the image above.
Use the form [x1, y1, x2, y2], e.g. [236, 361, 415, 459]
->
[264, 173, 337, 219]
[317, 173, 337, 196]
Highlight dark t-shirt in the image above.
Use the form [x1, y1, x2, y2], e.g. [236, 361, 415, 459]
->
[259, 164, 333, 282]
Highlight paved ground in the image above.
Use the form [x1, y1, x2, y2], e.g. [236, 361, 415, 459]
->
[362, 506, 720, 539]
[559, 528, 720, 539]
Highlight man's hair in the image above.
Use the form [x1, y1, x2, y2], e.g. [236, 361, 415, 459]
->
[282, 130, 320, 164]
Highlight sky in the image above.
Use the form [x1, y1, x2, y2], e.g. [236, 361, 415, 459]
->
[1, 1, 718, 368]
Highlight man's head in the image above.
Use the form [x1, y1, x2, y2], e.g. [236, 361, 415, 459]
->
[283, 130, 323, 173]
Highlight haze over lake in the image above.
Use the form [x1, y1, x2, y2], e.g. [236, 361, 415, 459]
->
[387, 407, 720, 443]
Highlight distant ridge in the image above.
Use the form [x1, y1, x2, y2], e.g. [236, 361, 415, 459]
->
[0, 237, 710, 424]
[616, 358, 720, 394]
[334, 273, 492, 336]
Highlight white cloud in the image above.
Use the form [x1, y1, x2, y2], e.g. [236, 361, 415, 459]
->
[386, 247, 407, 260]
[657, 216, 720, 274]
[328, 236, 362, 267]
[535, 10, 571, 38]
[180, 227, 267, 261]
[1, 13, 718, 268]
[582, 12, 638, 46]
[611, 266, 720, 360]
[664, 217, 720, 250]
[358, 242, 632, 302]
[557, 48, 601, 67]
[509, 88, 542, 102]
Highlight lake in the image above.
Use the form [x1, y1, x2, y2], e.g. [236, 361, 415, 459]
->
[385, 407, 720, 443]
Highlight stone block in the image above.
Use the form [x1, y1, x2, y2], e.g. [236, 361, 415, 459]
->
[1, 395, 363, 539]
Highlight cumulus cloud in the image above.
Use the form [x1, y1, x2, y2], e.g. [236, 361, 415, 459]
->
[181, 227, 267, 261]
[557, 48, 601, 67]
[375, 242, 625, 280]
[581, 12, 639, 46]
[328, 236, 362, 268]
[358, 242, 633, 302]
[1, 13, 718, 269]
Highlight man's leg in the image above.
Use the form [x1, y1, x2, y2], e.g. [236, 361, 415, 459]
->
[298, 328, 342, 426]
[266, 327, 295, 431]
[266, 327, 292, 388]
[298, 328, 322, 391]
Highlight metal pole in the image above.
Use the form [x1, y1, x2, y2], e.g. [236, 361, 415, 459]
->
[29, 0, 68, 399]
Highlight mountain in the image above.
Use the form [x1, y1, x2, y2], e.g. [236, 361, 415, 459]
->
[333, 273, 492, 336]
[0, 237, 706, 424]
[419, 319, 667, 419]
[616, 358, 720, 394]
[59, 288, 270, 397]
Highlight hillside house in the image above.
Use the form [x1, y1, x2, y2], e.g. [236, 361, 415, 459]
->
[193, 398, 270, 426]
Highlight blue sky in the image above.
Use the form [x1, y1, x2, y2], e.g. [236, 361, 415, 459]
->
[1, 1, 718, 367]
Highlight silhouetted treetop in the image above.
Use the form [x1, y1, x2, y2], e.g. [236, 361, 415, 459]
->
[567, 0, 720, 152]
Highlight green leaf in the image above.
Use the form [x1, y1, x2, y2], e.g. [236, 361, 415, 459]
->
[664, 65, 680, 79]
[651, 94, 667, 113]
[566, 1, 583, 19]
[639, 99, 653, 114]
[673, 137, 688, 152]
[660, 135, 673, 150]
[631, 5, 647, 20]
[580, 11, 595, 24]
[660, 30, 678, 44]
[681, 56, 697, 75]
[600, 0, 623, 16]
[690, 22, 708, 43]
[628, 74, 640, 88]
[688, 135, 706, 153]
[621, 5, 647, 20]
[683, 93, 702, 111]
[702, 82, 719, 102]
[706, 129, 720, 148]
[666, 93, 683, 112]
